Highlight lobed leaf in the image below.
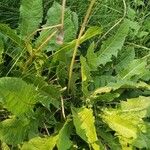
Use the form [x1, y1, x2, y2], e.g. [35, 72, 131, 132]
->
[96, 19, 130, 66]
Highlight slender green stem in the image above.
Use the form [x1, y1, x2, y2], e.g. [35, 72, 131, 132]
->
[68, 0, 96, 92]
[126, 42, 150, 51]
[36, 30, 57, 52]
[61, 0, 66, 30]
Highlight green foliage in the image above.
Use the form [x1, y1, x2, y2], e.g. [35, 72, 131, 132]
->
[57, 120, 73, 150]
[53, 26, 102, 61]
[0, 117, 38, 145]
[0, 0, 150, 149]
[102, 96, 150, 149]
[85, 19, 130, 70]
[118, 58, 147, 80]
[96, 19, 130, 66]
[115, 46, 135, 74]
[72, 107, 101, 150]
[0, 24, 26, 49]
[35, 1, 78, 51]
[0, 77, 38, 117]
[21, 136, 58, 150]
[19, 0, 43, 39]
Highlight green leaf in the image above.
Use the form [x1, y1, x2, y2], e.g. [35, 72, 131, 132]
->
[92, 75, 116, 88]
[79, 26, 102, 45]
[98, 129, 121, 150]
[97, 19, 130, 66]
[118, 58, 147, 80]
[0, 77, 38, 117]
[86, 42, 98, 70]
[108, 80, 150, 91]
[133, 125, 150, 149]
[120, 96, 150, 117]
[57, 120, 73, 150]
[53, 26, 102, 61]
[56, 62, 68, 86]
[24, 75, 61, 108]
[35, 1, 78, 51]
[1, 142, 10, 150]
[90, 81, 150, 102]
[21, 136, 58, 150]
[0, 24, 26, 49]
[19, 0, 43, 39]
[80, 55, 92, 96]
[0, 117, 38, 145]
[101, 96, 150, 149]
[115, 46, 135, 74]
[72, 107, 100, 150]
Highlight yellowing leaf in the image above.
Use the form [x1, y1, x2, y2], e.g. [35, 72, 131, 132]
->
[101, 96, 150, 149]
[72, 107, 101, 150]
[102, 110, 138, 139]
[121, 96, 150, 117]
[21, 136, 58, 150]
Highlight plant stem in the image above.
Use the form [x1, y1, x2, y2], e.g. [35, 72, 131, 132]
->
[36, 30, 57, 52]
[22, 0, 67, 74]
[61, 96, 66, 120]
[126, 42, 150, 51]
[68, 0, 96, 92]
[25, 24, 62, 42]
[61, 0, 66, 30]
